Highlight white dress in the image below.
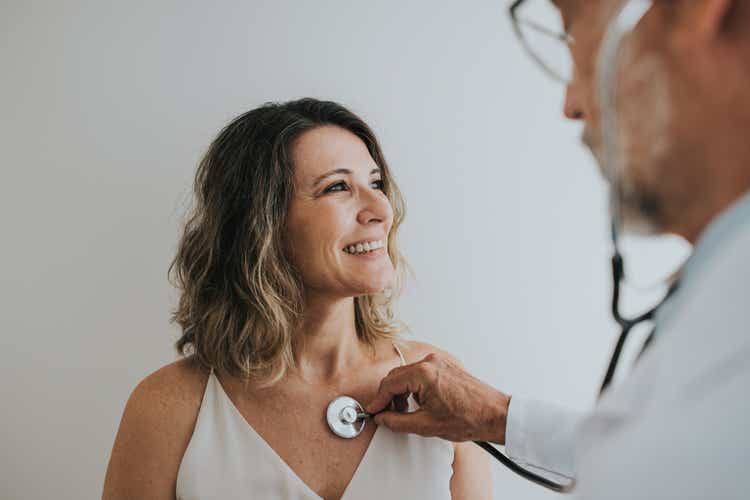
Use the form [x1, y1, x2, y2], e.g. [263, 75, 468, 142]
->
[176, 344, 454, 499]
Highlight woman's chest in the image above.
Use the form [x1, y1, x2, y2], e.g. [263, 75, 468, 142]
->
[233, 389, 380, 499]
[178, 371, 455, 500]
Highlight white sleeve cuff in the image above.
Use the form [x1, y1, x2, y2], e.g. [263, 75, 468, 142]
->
[505, 395, 582, 479]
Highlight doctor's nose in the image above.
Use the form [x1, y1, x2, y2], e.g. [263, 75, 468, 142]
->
[563, 83, 586, 121]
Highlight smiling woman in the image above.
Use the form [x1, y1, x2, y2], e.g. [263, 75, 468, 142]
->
[101, 98, 491, 500]
[169, 99, 408, 386]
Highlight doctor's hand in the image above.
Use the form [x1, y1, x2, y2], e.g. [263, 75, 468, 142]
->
[366, 353, 511, 444]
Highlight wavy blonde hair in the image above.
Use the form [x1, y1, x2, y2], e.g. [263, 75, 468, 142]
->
[168, 98, 407, 386]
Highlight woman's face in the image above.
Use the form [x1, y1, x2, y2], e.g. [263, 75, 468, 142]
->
[285, 125, 395, 298]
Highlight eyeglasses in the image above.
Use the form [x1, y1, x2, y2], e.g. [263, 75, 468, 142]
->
[509, 0, 575, 84]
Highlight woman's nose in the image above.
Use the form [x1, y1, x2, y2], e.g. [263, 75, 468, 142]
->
[356, 188, 390, 226]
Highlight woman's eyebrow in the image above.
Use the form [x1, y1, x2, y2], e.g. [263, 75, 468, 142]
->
[312, 167, 381, 187]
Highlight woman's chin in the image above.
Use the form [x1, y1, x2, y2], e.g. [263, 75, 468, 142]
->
[353, 288, 386, 298]
[347, 273, 395, 297]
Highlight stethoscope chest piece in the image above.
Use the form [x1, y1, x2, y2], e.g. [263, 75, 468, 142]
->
[326, 396, 366, 439]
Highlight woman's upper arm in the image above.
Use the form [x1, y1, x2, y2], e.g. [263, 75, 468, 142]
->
[450, 441, 493, 500]
[102, 360, 205, 500]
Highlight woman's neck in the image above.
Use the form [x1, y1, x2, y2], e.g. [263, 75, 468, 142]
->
[291, 293, 371, 383]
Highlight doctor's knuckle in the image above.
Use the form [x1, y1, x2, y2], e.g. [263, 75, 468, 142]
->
[416, 361, 434, 379]
[423, 352, 440, 364]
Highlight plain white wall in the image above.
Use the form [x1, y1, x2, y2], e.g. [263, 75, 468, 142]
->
[0, 1, 688, 499]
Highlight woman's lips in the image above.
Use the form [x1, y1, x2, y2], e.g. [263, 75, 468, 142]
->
[342, 239, 385, 255]
[344, 247, 385, 259]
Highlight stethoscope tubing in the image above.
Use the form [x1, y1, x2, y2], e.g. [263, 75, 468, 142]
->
[473, 245, 676, 494]
[474, 440, 575, 493]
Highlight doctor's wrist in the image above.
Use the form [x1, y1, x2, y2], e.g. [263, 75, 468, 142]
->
[486, 391, 511, 445]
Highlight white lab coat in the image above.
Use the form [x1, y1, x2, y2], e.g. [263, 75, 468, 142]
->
[505, 192, 750, 499]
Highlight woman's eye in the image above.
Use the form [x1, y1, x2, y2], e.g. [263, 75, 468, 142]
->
[323, 180, 383, 194]
[324, 181, 348, 193]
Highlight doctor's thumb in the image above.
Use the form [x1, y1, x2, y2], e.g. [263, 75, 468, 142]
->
[374, 410, 433, 437]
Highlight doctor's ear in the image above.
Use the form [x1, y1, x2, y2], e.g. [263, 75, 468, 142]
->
[689, 0, 735, 40]
[664, 0, 739, 52]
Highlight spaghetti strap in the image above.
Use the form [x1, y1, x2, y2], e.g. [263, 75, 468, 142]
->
[392, 342, 407, 366]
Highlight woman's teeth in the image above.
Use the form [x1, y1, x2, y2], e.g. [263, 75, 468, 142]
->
[343, 239, 385, 255]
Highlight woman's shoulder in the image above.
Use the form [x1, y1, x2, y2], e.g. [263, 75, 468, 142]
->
[121, 356, 210, 446]
[130, 356, 210, 409]
[397, 339, 463, 366]
[102, 357, 209, 498]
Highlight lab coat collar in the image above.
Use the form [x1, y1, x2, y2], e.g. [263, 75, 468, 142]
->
[654, 189, 750, 330]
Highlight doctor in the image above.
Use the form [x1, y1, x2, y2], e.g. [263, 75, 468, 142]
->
[367, 0, 750, 498]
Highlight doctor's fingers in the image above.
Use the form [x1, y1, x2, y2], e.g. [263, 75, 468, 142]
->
[373, 409, 440, 437]
[366, 370, 420, 414]
[366, 359, 437, 414]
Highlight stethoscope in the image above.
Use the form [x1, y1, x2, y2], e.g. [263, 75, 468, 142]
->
[327, 0, 676, 495]
[325, 241, 679, 493]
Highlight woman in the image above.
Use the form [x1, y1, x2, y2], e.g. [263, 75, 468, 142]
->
[102, 98, 491, 499]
